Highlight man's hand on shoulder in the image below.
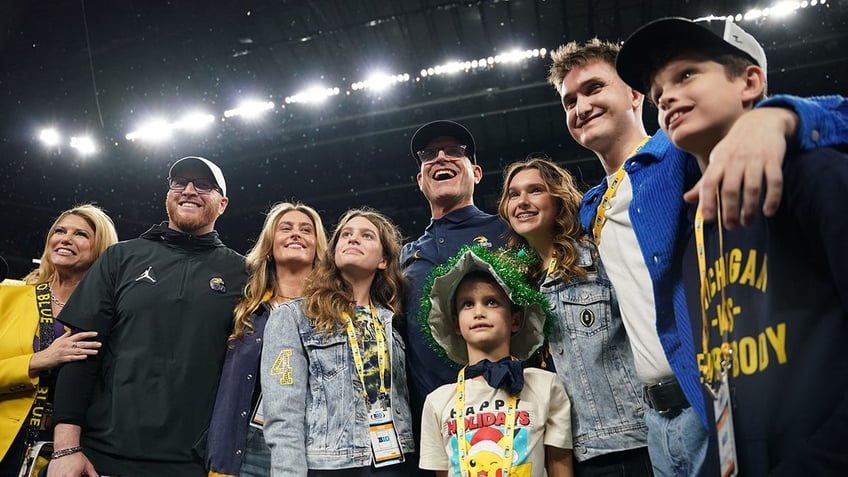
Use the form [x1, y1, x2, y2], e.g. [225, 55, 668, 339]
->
[685, 107, 797, 229]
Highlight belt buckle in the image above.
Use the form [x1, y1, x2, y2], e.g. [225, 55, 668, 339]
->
[656, 405, 681, 418]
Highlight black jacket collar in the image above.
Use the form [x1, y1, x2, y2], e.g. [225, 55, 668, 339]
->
[141, 221, 224, 251]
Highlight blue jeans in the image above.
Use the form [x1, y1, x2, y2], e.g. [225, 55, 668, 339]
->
[645, 407, 708, 477]
[239, 426, 271, 477]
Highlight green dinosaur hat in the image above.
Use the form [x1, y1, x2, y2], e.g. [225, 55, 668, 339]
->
[419, 244, 553, 365]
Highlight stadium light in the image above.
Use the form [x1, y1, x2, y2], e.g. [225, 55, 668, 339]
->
[352, 72, 410, 92]
[173, 112, 215, 132]
[39, 128, 61, 147]
[36, 0, 830, 152]
[224, 100, 275, 119]
[284, 86, 340, 105]
[125, 118, 173, 142]
[69, 135, 97, 156]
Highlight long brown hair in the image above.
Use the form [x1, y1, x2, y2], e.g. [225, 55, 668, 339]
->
[302, 208, 405, 335]
[229, 202, 328, 345]
[498, 157, 588, 279]
[24, 204, 118, 285]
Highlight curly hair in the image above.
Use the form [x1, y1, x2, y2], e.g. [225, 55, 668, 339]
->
[548, 38, 621, 95]
[302, 207, 406, 335]
[498, 157, 588, 280]
[228, 202, 328, 345]
[24, 204, 118, 285]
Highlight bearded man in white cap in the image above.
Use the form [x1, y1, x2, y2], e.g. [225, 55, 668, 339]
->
[48, 157, 247, 477]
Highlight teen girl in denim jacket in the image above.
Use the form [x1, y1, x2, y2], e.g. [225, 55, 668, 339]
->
[499, 157, 651, 475]
[260, 208, 414, 476]
[207, 202, 327, 477]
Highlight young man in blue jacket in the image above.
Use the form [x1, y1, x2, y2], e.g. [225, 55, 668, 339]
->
[547, 36, 847, 476]
[618, 16, 848, 475]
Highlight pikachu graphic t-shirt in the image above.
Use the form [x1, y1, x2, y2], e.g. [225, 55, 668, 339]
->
[419, 367, 573, 477]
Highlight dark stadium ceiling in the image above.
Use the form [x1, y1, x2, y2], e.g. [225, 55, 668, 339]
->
[1, 0, 846, 277]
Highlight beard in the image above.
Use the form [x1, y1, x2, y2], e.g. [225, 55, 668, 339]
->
[165, 196, 220, 234]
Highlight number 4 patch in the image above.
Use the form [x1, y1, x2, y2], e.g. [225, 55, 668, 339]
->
[270, 349, 294, 385]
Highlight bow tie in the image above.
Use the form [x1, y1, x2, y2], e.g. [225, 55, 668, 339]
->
[464, 357, 525, 395]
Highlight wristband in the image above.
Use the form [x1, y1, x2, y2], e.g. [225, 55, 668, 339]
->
[50, 446, 84, 459]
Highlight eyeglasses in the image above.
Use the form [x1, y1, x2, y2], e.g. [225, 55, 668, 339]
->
[168, 177, 220, 194]
[416, 144, 468, 163]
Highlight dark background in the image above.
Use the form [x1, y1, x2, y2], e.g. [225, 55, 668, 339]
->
[2, 0, 846, 278]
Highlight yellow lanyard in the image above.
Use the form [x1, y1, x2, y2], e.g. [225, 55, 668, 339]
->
[694, 192, 732, 397]
[546, 254, 557, 277]
[28, 282, 55, 441]
[454, 366, 518, 477]
[593, 136, 651, 245]
[343, 304, 390, 402]
[539, 255, 559, 370]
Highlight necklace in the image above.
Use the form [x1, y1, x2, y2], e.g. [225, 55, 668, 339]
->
[271, 295, 296, 309]
[51, 293, 66, 308]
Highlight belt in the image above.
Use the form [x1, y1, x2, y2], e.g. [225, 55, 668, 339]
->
[643, 377, 690, 417]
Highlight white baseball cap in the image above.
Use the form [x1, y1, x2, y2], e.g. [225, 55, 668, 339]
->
[617, 17, 767, 94]
[168, 156, 227, 196]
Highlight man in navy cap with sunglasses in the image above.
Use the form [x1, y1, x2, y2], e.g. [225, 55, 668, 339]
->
[401, 121, 509, 467]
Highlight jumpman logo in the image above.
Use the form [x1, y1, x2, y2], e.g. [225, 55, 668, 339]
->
[135, 266, 157, 283]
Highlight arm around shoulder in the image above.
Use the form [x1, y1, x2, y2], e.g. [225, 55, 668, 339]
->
[694, 94, 848, 228]
[757, 94, 848, 150]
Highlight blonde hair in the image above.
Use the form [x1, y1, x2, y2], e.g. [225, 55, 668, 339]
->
[302, 208, 405, 335]
[24, 204, 118, 285]
[229, 202, 328, 345]
[498, 157, 588, 279]
[548, 38, 621, 95]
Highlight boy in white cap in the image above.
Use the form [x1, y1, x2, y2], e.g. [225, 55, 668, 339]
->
[618, 17, 848, 475]
[418, 245, 573, 477]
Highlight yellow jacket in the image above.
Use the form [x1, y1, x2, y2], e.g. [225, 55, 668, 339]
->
[0, 284, 40, 456]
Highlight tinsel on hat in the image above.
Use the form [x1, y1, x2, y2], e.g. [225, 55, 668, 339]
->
[418, 244, 554, 365]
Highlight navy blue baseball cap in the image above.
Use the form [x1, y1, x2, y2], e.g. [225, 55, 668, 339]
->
[410, 120, 477, 165]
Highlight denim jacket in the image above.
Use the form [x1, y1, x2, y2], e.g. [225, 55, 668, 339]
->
[542, 240, 648, 462]
[206, 301, 272, 477]
[260, 298, 414, 475]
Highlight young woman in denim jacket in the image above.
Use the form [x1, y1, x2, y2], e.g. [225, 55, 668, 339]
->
[260, 208, 414, 477]
[498, 157, 651, 476]
[206, 202, 328, 477]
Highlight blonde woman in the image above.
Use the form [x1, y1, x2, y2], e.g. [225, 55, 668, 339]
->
[261, 208, 414, 476]
[207, 202, 327, 477]
[1, 204, 117, 475]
